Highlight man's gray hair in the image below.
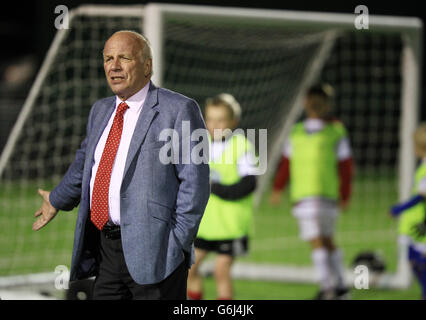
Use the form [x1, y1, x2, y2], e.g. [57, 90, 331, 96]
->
[111, 30, 154, 76]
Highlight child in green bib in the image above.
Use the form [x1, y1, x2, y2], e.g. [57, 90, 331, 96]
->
[271, 83, 353, 299]
[187, 93, 258, 300]
[390, 124, 426, 299]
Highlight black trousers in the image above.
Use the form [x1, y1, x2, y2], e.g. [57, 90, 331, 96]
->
[92, 227, 188, 300]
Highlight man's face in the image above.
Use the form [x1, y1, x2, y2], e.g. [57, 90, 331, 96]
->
[103, 33, 151, 100]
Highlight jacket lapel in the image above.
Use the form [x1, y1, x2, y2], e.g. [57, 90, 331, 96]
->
[122, 82, 159, 177]
[86, 97, 116, 169]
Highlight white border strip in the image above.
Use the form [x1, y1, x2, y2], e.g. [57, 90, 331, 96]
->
[0, 272, 57, 288]
[0, 263, 408, 291]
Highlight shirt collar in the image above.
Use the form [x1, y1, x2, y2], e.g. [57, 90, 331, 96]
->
[115, 81, 150, 113]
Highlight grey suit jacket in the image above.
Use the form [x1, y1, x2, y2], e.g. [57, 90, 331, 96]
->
[50, 82, 210, 285]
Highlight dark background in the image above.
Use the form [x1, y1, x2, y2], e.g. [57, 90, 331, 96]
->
[10, 0, 425, 77]
[0, 0, 424, 153]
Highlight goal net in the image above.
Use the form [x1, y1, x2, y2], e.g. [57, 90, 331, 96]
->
[144, 4, 421, 288]
[0, 3, 421, 293]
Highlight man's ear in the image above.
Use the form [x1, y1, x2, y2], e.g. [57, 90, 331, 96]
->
[144, 58, 152, 77]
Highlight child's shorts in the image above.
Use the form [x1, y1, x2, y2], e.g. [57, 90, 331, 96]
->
[296, 212, 338, 241]
[292, 198, 339, 241]
[194, 236, 248, 257]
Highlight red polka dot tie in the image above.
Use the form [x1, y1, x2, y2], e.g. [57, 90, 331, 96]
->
[91, 102, 129, 230]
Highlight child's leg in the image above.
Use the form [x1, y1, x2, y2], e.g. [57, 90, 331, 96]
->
[187, 248, 208, 300]
[310, 237, 334, 292]
[214, 254, 234, 300]
[410, 261, 426, 299]
[408, 246, 426, 300]
[417, 268, 426, 300]
[318, 208, 347, 292]
[298, 217, 334, 293]
[323, 236, 346, 290]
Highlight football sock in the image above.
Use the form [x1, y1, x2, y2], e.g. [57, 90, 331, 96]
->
[312, 248, 333, 290]
[329, 249, 346, 289]
[187, 290, 203, 300]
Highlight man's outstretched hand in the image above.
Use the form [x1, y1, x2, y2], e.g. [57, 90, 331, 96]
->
[33, 189, 58, 231]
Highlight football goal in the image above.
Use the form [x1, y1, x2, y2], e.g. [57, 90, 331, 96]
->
[0, 3, 422, 293]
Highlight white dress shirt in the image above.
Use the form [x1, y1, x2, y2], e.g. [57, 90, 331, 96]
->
[90, 83, 150, 225]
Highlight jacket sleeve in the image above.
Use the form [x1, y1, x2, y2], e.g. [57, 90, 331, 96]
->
[49, 103, 96, 211]
[171, 99, 210, 252]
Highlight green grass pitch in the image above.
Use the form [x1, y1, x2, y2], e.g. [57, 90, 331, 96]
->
[0, 169, 422, 299]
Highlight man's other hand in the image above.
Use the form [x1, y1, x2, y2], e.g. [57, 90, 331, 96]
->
[33, 189, 58, 231]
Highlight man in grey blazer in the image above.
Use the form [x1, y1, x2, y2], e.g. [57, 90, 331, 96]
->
[32, 30, 210, 299]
